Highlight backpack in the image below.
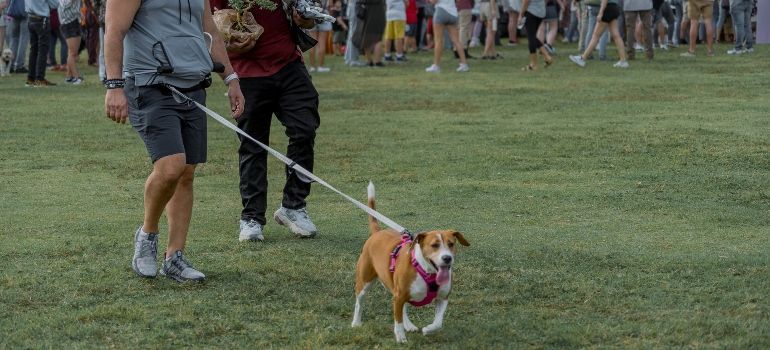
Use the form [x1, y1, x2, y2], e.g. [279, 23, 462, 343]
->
[7, 0, 27, 19]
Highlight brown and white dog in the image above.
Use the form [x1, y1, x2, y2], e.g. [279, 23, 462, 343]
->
[351, 182, 469, 343]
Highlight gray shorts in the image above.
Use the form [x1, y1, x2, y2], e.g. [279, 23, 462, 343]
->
[433, 7, 458, 25]
[125, 79, 208, 164]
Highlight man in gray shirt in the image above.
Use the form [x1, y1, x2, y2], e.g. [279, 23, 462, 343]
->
[623, 0, 653, 60]
[104, 0, 244, 282]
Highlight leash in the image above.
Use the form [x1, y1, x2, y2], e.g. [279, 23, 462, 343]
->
[166, 85, 411, 237]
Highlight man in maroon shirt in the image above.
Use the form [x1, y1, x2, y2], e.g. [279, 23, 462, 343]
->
[210, 0, 322, 242]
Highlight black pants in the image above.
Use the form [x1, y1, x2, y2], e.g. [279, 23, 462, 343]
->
[27, 16, 51, 81]
[238, 59, 320, 224]
[525, 12, 544, 54]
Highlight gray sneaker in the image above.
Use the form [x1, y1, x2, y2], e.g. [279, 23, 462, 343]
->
[160, 250, 206, 282]
[239, 219, 265, 242]
[273, 207, 318, 238]
[132, 227, 158, 278]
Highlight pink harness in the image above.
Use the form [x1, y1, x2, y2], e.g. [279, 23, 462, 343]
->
[389, 234, 440, 307]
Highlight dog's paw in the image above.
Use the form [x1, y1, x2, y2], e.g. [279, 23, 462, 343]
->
[394, 323, 408, 343]
[422, 324, 441, 335]
[403, 322, 419, 332]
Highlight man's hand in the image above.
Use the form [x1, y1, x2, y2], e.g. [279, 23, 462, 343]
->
[293, 9, 316, 29]
[105, 89, 129, 124]
[228, 81, 245, 119]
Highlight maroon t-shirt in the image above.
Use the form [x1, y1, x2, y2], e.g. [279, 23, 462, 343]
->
[211, 0, 301, 77]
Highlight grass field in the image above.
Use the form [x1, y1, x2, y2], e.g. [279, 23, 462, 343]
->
[1, 41, 769, 348]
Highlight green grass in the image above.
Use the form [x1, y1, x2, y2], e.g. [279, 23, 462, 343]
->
[1, 42, 769, 349]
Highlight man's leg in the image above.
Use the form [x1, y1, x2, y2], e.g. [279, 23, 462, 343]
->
[641, 10, 654, 59]
[624, 12, 637, 59]
[142, 153, 187, 234]
[689, 17, 698, 52]
[165, 164, 197, 256]
[237, 78, 277, 225]
[275, 62, 319, 211]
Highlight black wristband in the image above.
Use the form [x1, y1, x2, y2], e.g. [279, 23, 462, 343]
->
[104, 79, 126, 89]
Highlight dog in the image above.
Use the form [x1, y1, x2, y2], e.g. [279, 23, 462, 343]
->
[351, 182, 469, 343]
[0, 49, 13, 77]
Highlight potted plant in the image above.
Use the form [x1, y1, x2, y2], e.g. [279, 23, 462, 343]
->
[213, 0, 277, 53]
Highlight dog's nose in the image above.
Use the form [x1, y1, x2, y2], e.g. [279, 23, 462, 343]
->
[441, 255, 452, 265]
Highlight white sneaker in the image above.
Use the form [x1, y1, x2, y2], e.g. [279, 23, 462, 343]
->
[316, 66, 331, 73]
[726, 48, 745, 55]
[660, 44, 669, 51]
[456, 63, 469, 72]
[239, 219, 264, 242]
[308, 66, 317, 72]
[634, 43, 644, 51]
[425, 64, 440, 73]
[274, 207, 318, 238]
[469, 38, 481, 48]
[613, 60, 629, 68]
[569, 55, 586, 67]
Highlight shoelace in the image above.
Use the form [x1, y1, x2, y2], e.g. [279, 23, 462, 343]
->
[141, 236, 157, 257]
[172, 254, 194, 272]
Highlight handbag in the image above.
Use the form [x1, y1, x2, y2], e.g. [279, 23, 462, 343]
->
[291, 24, 318, 52]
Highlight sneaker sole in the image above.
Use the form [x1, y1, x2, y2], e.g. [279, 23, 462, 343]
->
[273, 213, 317, 238]
[132, 259, 157, 278]
[159, 269, 205, 283]
[239, 233, 265, 242]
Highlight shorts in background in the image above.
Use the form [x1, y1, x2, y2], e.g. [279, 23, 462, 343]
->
[60, 20, 81, 39]
[687, 1, 713, 20]
[384, 19, 406, 40]
[479, 2, 498, 21]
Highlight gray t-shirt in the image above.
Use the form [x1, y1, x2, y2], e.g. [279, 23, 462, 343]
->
[514, 0, 545, 17]
[123, 0, 213, 88]
[623, 0, 650, 10]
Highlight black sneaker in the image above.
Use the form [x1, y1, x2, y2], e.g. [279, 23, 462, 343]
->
[384, 55, 394, 62]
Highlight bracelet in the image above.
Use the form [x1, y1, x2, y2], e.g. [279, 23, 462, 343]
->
[224, 73, 239, 86]
[104, 78, 126, 89]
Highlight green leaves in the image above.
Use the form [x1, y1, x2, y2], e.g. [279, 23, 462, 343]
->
[228, 0, 277, 12]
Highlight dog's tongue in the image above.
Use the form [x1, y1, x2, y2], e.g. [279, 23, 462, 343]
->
[436, 266, 450, 285]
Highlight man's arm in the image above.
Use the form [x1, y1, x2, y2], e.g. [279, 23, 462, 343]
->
[202, 0, 244, 118]
[104, 0, 140, 124]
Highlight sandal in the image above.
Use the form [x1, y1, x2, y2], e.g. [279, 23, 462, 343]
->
[521, 64, 535, 71]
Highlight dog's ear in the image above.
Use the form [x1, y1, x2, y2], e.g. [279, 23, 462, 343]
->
[452, 231, 470, 246]
[414, 232, 428, 246]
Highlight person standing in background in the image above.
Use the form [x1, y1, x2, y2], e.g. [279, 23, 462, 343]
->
[623, 0, 653, 61]
[58, 0, 83, 84]
[25, 0, 58, 86]
[7, 0, 30, 73]
[680, 0, 714, 56]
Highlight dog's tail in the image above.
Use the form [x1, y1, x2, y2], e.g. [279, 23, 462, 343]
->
[367, 181, 380, 235]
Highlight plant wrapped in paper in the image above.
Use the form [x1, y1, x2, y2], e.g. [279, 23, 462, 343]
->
[214, 0, 277, 53]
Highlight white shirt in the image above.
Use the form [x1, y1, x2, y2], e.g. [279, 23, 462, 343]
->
[436, 0, 458, 16]
[386, 0, 407, 20]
